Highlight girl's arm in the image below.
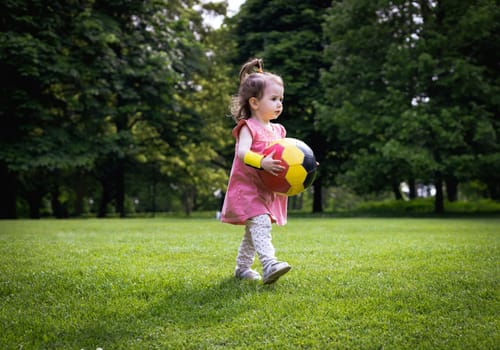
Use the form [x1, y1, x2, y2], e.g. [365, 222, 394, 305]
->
[237, 125, 284, 176]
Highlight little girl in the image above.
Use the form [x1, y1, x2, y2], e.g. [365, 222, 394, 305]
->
[221, 58, 291, 284]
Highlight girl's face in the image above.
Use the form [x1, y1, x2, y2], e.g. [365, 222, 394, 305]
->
[250, 80, 284, 123]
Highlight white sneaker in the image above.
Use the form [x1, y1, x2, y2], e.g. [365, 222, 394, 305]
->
[263, 261, 291, 285]
[235, 267, 262, 281]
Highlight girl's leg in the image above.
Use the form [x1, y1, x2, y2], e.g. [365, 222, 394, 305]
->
[247, 214, 276, 270]
[248, 214, 290, 284]
[235, 225, 261, 280]
[236, 224, 256, 269]
[235, 214, 290, 283]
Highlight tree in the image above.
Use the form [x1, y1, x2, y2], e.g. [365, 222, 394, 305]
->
[165, 24, 236, 215]
[318, 0, 500, 212]
[0, 0, 228, 218]
[81, 0, 212, 217]
[416, 0, 500, 203]
[126, 2, 233, 216]
[229, 0, 332, 213]
[0, 0, 102, 217]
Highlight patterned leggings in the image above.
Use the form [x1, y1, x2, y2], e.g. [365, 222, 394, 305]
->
[236, 214, 276, 271]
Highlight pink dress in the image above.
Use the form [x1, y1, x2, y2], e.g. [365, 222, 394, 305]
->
[221, 118, 288, 226]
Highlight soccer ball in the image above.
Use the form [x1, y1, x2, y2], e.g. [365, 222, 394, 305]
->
[259, 138, 317, 196]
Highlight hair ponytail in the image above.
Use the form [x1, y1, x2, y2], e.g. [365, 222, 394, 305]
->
[229, 58, 283, 123]
[239, 58, 263, 84]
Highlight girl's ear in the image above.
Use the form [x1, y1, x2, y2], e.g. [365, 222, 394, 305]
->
[249, 97, 259, 110]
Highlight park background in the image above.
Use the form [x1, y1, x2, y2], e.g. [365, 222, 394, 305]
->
[1, 2, 499, 349]
[1, 0, 499, 218]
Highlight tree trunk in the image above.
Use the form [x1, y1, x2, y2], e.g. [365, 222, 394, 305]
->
[151, 165, 157, 216]
[115, 160, 125, 218]
[392, 181, 403, 200]
[98, 179, 113, 218]
[434, 172, 444, 214]
[487, 181, 500, 200]
[408, 178, 417, 199]
[182, 187, 195, 216]
[0, 163, 17, 219]
[50, 186, 68, 218]
[73, 178, 86, 217]
[445, 176, 458, 202]
[27, 190, 44, 219]
[312, 176, 323, 213]
[97, 158, 125, 218]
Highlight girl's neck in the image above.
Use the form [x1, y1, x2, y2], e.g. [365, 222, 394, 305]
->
[251, 115, 271, 128]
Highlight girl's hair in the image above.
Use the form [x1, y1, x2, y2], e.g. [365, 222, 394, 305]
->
[230, 58, 283, 123]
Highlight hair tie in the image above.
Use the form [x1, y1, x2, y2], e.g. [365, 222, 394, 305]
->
[256, 59, 264, 73]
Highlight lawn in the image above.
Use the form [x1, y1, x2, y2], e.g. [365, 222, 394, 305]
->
[0, 217, 498, 349]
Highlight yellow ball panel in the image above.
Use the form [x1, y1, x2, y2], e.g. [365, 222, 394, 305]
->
[282, 146, 304, 166]
[286, 165, 307, 185]
[287, 184, 305, 196]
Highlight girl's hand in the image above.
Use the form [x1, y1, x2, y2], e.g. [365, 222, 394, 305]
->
[261, 151, 285, 176]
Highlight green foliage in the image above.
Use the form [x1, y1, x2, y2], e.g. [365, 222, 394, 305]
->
[0, 0, 234, 217]
[0, 218, 498, 348]
[229, 0, 332, 212]
[2, 0, 498, 218]
[354, 197, 500, 215]
[318, 0, 500, 208]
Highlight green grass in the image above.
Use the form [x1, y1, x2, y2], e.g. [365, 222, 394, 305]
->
[0, 218, 498, 349]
